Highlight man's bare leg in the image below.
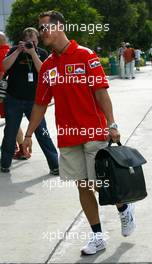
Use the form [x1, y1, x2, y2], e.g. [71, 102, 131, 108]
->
[76, 180, 100, 225]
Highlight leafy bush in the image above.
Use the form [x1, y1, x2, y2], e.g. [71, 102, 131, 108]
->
[140, 57, 145, 66]
[6, 0, 103, 48]
[99, 57, 110, 75]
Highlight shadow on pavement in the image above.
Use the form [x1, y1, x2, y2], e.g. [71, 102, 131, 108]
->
[75, 242, 134, 263]
[0, 173, 52, 207]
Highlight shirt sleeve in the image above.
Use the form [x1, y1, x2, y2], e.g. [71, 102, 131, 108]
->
[35, 62, 53, 105]
[0, 47, 11, 72]
[84, 51, 109, 92]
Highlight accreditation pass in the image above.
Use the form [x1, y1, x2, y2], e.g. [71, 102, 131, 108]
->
[28, 72, 34, 82]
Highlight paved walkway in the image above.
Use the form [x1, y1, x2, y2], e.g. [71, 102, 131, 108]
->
[0, 65, 152, 263]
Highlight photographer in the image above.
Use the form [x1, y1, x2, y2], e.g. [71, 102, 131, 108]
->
[1, 27, 58, 174]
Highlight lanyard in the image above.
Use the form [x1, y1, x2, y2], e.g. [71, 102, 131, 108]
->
[26, 55, 33, 72]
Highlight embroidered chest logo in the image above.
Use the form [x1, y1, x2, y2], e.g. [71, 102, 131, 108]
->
[65, 63, 85, 75]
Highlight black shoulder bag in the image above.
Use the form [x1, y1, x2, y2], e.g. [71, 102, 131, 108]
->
[95, 140, 147, 205]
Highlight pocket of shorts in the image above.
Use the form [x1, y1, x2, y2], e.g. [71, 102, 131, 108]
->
[85, 141, 108, 152]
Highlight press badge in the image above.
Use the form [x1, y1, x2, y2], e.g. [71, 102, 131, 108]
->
[28, 73, 34, 82]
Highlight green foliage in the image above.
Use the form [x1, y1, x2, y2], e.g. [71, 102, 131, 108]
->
[5, 0, 152, 52]
[139, 57, 145, 66]
[100, 57, 109, 67]
[90, 0, 152, 51]
[99, 57, 110, 75]
[6, 0, 103, 48]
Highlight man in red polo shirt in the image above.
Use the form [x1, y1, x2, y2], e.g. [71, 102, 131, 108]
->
[23, 11, 136, 255]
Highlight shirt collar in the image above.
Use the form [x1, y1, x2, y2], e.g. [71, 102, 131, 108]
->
[52, 40, 78, 58]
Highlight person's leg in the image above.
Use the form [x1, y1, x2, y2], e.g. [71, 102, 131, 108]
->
[1, 95, 23, 170]
[59, 143, 106, 255]
[131, 60, 135, 78]
[129, 62, 132, 78]
[60, 143, 100, 226]
[84, 140, 135, 239]
[24, 101, 58, 172]
[120, 56, 125, 79]
[125, 62, 130, 78]
[77, 179, 106, 255]
[76, 180, 100, 226]
[83, 141, 109, 227]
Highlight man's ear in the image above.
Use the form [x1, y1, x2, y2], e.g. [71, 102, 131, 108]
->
[58, 22, 64, 32]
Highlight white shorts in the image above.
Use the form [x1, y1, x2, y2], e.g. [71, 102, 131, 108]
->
[59, 141, 108, 181]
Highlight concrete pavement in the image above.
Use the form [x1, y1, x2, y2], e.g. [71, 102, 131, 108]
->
[0, 65, 152, 263]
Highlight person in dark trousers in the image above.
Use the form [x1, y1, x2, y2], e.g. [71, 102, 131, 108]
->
[1, 27, 59, 174]
[23, 12, 136, 255]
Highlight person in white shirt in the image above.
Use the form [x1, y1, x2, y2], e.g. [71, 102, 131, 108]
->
[118, 42, 126, 79]
[135, 47, 142, 71]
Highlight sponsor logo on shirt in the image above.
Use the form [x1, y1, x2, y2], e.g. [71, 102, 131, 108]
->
[66, 65, 75, 74]
[42, 67, 59, 86]
[88, 58, 101, 69]
[65, 64, 85, 75]
[48, 67, 58, 79]
[75, 67, 85, 74]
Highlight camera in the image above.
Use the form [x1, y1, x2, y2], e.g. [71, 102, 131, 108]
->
[25, 42, 34, 49]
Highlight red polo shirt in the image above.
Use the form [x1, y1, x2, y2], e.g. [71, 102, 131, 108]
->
[35, 40, 109, 148]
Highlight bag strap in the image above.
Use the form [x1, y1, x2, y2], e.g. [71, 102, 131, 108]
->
[108, 139, 122, 147]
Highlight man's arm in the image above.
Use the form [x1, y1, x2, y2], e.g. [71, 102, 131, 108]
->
[25, 103, 47, 136]
[95, 89, 114, 125]
[23, 103, 47, 155]
[2, 42, 24, 71]
[3, 49, 20, 71]
[95, 89, 120, 142]
[25, 48, 43, 73]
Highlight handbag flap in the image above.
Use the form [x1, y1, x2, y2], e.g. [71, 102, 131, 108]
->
[96, 145, 147, 168]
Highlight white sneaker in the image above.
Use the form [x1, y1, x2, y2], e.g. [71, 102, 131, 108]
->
[119, 203, 136, 237]
[81, 232, 106, 255]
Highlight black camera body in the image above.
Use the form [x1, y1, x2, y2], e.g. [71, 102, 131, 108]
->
[25, 42, 34, 49]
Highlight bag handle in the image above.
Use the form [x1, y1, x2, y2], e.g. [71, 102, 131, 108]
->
[108, 139, 122, 147]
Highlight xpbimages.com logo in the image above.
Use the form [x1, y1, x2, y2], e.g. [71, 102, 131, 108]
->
[42, 179, 110, 191]
[39, 22, 110, 35]
[42, 71, 109, 87]
[57, 125, 109, 139]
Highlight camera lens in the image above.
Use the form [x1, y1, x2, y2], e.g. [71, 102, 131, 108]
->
[25, 42, 33, 49]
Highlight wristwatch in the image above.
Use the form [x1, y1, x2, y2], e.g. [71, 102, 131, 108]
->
[109, 123, 118, 130]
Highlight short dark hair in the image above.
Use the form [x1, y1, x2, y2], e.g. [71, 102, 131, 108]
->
[23, 27, 39, 38]
[39, 10, 65, 25]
